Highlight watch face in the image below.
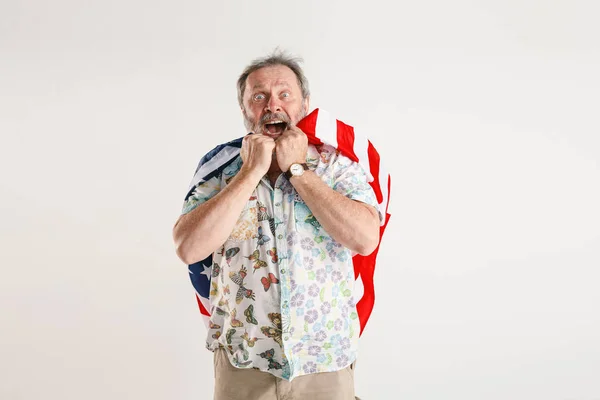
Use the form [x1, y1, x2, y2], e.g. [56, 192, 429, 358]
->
[291, 164, 303, 175]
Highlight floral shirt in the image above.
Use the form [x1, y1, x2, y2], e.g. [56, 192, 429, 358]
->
[182, 143, 381, 381]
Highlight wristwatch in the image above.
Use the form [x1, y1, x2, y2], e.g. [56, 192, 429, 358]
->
[284, 163, 308, 180]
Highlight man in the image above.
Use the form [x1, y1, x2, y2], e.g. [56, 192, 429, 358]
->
[173, 51, 382, 400]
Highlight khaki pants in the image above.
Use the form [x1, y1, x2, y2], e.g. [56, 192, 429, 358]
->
[213, 349, 358, 400]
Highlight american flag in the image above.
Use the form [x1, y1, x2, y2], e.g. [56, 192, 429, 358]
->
[184, 108, 391, 336]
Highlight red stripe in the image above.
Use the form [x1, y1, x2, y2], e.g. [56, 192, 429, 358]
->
[196, 294, 210, 316]
[367, 141, 383, 204]
[336, 120, 358, 163]
[297, 109, 324, 147]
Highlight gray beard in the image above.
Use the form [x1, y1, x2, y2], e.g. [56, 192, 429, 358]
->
[243, 109, 307, 135]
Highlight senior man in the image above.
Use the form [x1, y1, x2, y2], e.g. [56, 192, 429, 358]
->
[173, 51, 381, 400]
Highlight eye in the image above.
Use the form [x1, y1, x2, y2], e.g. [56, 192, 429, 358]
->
[253, 93, 266, 101]
[281, 92, 290, 98]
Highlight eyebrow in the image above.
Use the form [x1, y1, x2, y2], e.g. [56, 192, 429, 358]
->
[251, 82, 292, 90]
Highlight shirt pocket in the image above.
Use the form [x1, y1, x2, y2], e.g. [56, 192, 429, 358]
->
[228, 198, 259, 242]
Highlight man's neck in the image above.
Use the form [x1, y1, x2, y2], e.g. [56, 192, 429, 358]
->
[267, 161, 282, 186]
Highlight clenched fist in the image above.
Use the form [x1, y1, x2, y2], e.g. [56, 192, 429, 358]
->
[275, 125, 308, 172]
[240, 133, 276, 179]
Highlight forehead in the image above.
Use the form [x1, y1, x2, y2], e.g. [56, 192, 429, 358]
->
[246, 65, 300, 92]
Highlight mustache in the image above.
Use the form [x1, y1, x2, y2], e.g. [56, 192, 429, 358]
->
[259, 112, 291, 126]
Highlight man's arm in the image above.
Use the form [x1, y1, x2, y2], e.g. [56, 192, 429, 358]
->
[289, 171, 380, 255]
[173, 134, 275, 265]
[276, 126, 380, 256]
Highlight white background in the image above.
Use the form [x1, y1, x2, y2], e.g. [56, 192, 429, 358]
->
[1, 0, 599, 399]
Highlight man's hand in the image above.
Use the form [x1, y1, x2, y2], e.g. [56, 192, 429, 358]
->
[240, 134, 276, 179]
[275, 125, 308, 172]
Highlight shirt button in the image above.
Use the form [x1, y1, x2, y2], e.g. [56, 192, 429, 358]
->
[277, 234, 283, 239]
[284, 336, 290, 341]
[283, 301, 288, 308]
[275, 202, 281, 206]
[281, 269, 286, 274]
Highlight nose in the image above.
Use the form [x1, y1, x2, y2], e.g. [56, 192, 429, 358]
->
[265, 95, 282, 113]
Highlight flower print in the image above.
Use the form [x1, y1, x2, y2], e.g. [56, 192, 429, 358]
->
[305, 299, 314, 309]
[296, 307, 305, 317]
[336, 354, 349, 368]
[303, 257, 314, 270]
[303, 361, 317, 374]
[292, 343, 304, 354]
[301, 237, 314, 251]
[340, 337, 351, 350]
[334, 318, 343, 331]
[331, 270, 343, 283]
[347, 297, 356, 308]
[287, 232, 298, 247]
[332, 285, 339, 298]
[341, 304, 349, 315]
[313, 322, 322, 331]
[308, 283, 319, 297]
[330, 334, 342, 346]
[336, 251, 348, 262]
[320, 301, 331, 315]
[315, 330, 327, 342]
[316, 268, 327, 284]
[290, 293, 305, 308]
[304, 309, 319, 323]
[308, 345, 321, 356]
[290, 279, 298, 292]
[317, 353, 327, 363]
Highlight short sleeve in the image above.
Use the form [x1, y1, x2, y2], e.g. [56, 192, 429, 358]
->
[181, 174, 222, 215]
[331, 156, 384, 224]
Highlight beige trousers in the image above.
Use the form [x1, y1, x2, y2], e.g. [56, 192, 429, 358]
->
[213, 349, 358, 400]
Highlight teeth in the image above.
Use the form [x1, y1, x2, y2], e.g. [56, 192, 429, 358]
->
[265, 120, 284, 125]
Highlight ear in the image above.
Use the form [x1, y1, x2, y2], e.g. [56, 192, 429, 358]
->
[303, 96, 310, 114]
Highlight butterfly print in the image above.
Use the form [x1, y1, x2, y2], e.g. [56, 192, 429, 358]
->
[230, 308, 244, 328]
[256, 226, 271, 247]
[226, 328, 236, 345]
[260, 312, 283, 348]
[261, 273, 280, 291]
[217, 297, 228, 307]
[268, 218, 277, 237]
[229, 266, 256, 304]
[209, 321, 221, 330]
[244, 304, 258, 325]
[210, 281, 218, 297]
[219, 246, 240, 265]
[267, 248, 278, 263]
[241, 330, 261, 347]
[223, 284, 230, 295]
[211, 262, 221, 278]
[211, 331, 221, 340]
[245, 250, 268, 272]
[259, 348, 284, 370]
[256, 200, 271, 221]
[214, 307, 230, 317]
[233, 353, 253, 367]
[268, 312, 282, 329]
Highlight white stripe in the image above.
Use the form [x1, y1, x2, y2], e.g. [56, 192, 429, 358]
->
[314, 109, 338, 149]
[353, 132, 373, 182]
[378, 168, 389, 224]
[188, 146, 241, 191]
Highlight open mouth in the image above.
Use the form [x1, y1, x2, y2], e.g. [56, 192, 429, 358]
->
[263, 120, 287, 135]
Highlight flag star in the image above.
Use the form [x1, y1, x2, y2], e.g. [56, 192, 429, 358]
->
[200, 263, 212, 278]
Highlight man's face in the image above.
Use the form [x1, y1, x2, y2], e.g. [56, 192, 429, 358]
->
[242, 65, 309, 139]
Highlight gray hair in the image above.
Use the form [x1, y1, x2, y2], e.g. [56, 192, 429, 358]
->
[236, 49, 310, 108]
